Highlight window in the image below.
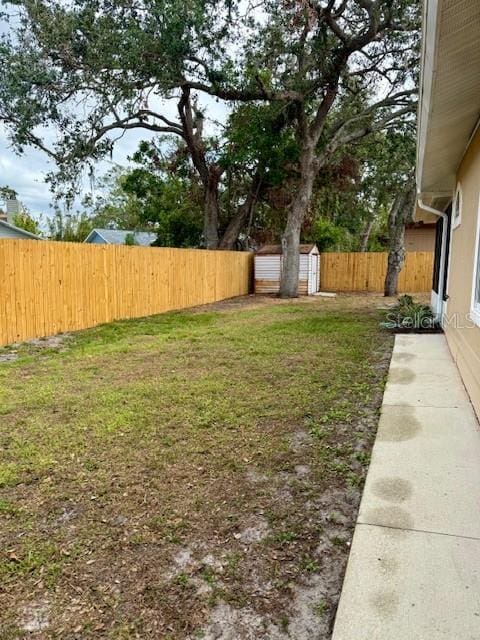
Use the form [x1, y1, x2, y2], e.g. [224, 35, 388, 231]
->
[471, 195, 480, 326]
[452, 184, 462, 229]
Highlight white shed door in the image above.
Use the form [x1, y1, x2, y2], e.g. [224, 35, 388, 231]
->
[308, 254, 319, 294]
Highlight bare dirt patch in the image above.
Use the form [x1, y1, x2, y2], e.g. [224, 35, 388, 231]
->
[0, 333, 71, 363]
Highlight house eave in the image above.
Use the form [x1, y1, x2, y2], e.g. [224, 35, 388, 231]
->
[416, 0, 480, 200]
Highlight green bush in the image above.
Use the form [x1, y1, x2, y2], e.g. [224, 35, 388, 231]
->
[306, 218, 347, 252]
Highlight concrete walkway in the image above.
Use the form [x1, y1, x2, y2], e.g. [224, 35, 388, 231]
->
[332, 334, 480, 640]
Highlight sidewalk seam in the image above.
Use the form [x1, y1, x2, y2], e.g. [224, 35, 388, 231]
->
[382, 403, 466, 409]
[356, 521, 480, 542]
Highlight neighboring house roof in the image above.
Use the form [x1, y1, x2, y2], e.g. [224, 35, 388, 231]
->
[84, 229, 157, 246]
[257, 243, 318, 255]
[0, 219, 41, 240]
[417, 0, 480, 200]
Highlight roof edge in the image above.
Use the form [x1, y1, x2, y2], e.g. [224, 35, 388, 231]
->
[84, 229, 110, 243]
[256, 243, 318, 255]
[416, 0, 441, 192]
[0, 219, 41, 240]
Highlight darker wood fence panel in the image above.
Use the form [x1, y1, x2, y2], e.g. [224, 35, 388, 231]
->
[320, 251, 434, 293]
[0, 240, 253, 346]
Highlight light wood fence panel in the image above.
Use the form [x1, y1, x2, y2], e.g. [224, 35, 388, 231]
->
[320, 251, 434, 293]
[0, 240, 253, 346]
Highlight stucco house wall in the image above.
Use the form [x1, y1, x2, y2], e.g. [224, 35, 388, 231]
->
[404, 225, 436, 252]
[444, 127, 480, 417]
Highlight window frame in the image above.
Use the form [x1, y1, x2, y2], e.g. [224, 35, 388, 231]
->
[470, 194, 480, 327]
[452, 183, 462, 229]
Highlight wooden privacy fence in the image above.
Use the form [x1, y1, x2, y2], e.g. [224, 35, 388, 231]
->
[320, 251, 434, 293]
[0, 240, 253, 346]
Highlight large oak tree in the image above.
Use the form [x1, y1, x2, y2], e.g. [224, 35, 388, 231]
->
[0, 1, 419, 291]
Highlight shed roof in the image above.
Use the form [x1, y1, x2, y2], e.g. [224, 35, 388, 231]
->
[256, 243, 318, 255]
[84, 229, 157, 246]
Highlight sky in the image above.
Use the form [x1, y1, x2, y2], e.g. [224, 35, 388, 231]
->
[0, 123, 145, 221]
[1, 124, 144, 216]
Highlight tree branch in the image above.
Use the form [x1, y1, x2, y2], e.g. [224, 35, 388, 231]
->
[317, 104, 415, 170]
[178, 80, 304, 103]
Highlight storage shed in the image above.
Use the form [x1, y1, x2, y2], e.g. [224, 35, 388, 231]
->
[254, 244, 320, 295]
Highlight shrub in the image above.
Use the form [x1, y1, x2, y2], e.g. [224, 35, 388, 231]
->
[382, 295, 439, 331]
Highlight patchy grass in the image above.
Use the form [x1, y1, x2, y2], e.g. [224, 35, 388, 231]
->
[0, 294, 393, 638]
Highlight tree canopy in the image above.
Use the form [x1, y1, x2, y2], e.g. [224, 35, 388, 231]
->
[0, 0, 420, 291]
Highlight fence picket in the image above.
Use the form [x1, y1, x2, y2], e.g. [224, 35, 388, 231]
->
[320, 251, 433, 294]
[0, 240, 253, 346]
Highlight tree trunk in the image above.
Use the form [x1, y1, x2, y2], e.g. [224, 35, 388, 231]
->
[178, 88, 222, 250]
[219, 172, 263, 250]
[279, 145, 316, 298]
[219, 198, 250, 251]
[360, 219, 374, 252]
[203, 172, 220, 249]
[384, 182, 416, 297]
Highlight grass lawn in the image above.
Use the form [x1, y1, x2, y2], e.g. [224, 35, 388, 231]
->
[0, 294, 393, 639]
